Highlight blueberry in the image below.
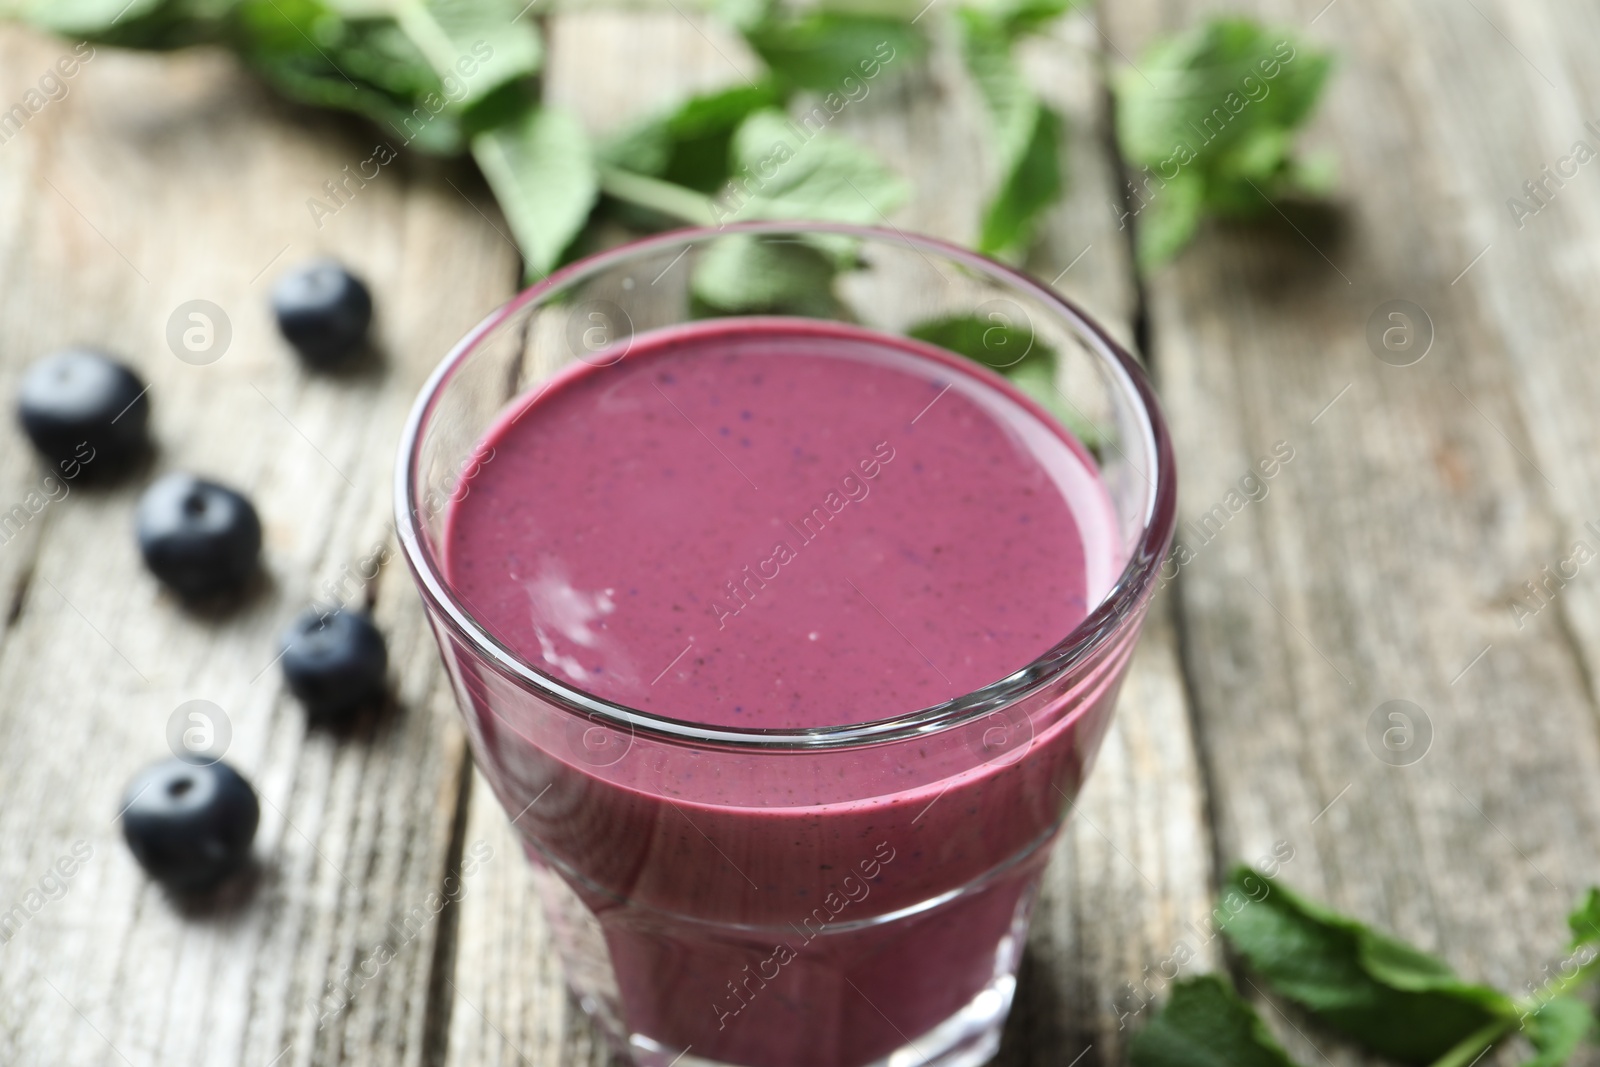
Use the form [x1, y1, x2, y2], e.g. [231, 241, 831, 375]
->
[17, 348, 148, 474]
[271, 259, 373, 367]
[280, 609, 388, 719]
[136, 473, 262, 600]
[120, 757, 259, 894]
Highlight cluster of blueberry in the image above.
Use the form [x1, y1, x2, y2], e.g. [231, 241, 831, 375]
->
[18, 260, 391, 895]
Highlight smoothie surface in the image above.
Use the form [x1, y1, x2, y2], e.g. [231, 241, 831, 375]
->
[443, 317, 1115, 729]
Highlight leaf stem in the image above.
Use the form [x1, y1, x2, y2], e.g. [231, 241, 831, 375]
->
[597, 165, 720, 227]
[1427, 952, 1600, 1067]
[388, 1, 462, 80]
[1425, 1017, 1517, 1067]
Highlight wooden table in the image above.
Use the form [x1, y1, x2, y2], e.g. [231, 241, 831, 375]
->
[2, 2, 1595, 1064]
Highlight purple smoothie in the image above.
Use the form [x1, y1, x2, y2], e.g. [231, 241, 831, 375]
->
[441, 318, 1130, 1066]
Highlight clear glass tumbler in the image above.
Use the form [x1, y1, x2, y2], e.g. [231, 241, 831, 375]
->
[395, 223, 1176, 1067]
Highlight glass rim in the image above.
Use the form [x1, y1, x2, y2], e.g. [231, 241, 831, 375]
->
[394, 221, 1177, 750]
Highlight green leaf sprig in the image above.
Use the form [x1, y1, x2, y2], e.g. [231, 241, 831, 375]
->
[956, 0, 1073, 260]
[21, 0, 1096, 286]
[22, 0, 927, 280]
[908, 313, 1103, 453]
[29, 0, 567, 252]
[593, 4, 924, 312]
[1131, 867, 1600, 1067]
[16, 3, 1337, 455]
[1131, 974, 1300, 1067]
[1111, 17, 1334, 267]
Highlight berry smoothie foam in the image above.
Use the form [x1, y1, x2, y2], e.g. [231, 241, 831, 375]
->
[438, 318, 1141, 1067]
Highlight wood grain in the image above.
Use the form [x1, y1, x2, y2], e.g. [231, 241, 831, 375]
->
[996, 13, 1214, 1067]
[1099, 0, 1600, 1062]
[0, 27, 516, 1067]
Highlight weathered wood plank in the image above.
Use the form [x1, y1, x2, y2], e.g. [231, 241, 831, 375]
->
[445, 16, 753, 1066]
[445, 9, 1211, 1067]
[0, 28, 515, 1067]
[1101, 0, 1600, 1061]
[998, 13, 1214, 1066]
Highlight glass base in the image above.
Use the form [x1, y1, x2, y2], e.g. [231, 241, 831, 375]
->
[627, 971, 1015, 1067]
[523, 826, 1042, 1067]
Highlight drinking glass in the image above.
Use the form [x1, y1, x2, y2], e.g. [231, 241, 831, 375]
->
[395, 223, 1176, 1067]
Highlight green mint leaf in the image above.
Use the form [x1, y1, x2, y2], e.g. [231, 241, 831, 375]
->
[1289, 147, 1338, 196]
[27, 0, 163, 35]
[1005, 357, 1104, 454]
[27, 0, 162, 32]
[709, 0, 772, 33]
[909, 314, 1048, 374]
[471, 105, 598, 276]
[998, 0, 1075, 37]
[1220, 866, 1518, 1064]
[957, 7, 1063, 259]
[1114, 18, 1329, 164]
[1112, 17, 1333, 265]
[716, 108, 908, 225]
[29, 0, 231, 48]
[229, 0, 468, 154]
[1567, 888, 1600, 948]
[1128, 975, 1300, 1067]
[388, 0, 543, 111]
[686, 99, 910, 317]
[600, 82, 782, 193]
[961, 0, 1076, 39]
[742, 11, 920, 94]
[978, 104, 1061, 257]
[691, 234, 843, 319]
[907, 315, 1103, 451]
[958, 8, 1036, 172]
[1523, 996, 1595, 1067]
[643, 105, 907, 309]
[1133, 171, 1204, 268]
